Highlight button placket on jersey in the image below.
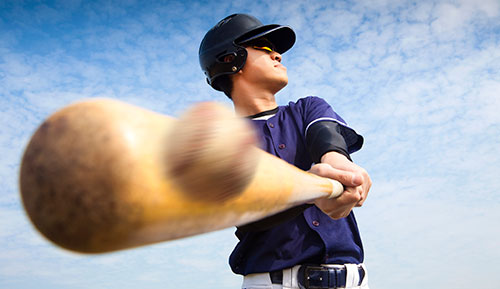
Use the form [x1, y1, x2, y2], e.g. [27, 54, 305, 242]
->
[304, 208, 331, 262]
[267, 120, 285, 158]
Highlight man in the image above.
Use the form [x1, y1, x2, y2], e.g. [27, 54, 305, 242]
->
[199, 14, 371, 289]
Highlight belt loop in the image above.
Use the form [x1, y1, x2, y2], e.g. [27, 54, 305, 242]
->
[344, 264, 360, 287]
[282, 265, 301, 289]
[291, 265, 301, 288]
[282, 267, 292, 289]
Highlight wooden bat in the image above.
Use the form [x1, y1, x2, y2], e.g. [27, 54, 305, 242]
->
[19, 99, 344, 254]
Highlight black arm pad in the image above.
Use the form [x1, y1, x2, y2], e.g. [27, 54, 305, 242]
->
[306, 121, 351, 163]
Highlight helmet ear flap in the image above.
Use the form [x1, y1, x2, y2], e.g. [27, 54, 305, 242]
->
[217, 52, 239, 73]
[206, 46, 247, 89]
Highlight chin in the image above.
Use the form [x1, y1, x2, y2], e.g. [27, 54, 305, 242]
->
[272, 79, 288, 94]
[279, 77, 289, 87]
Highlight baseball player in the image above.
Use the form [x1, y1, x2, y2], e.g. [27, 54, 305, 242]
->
[199, 14, 372, 289]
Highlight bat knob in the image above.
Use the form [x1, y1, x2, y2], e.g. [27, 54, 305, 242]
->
[327, 179, 345, 198]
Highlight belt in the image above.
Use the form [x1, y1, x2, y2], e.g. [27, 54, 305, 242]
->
[270, 264, 366, 289]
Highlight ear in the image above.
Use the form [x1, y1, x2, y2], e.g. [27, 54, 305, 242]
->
[230, 68, 242, 86]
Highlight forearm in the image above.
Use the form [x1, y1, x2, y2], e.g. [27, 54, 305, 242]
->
[321, 151, 361, 174]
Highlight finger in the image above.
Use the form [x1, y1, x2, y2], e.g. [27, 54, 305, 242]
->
[355, 181, 371, 207]
[336, 171, 363, 188]
[355, 195, 365, 207]
[310, 164, 363, 187]
[358, 177, 372, 206]
[334, 187, 361, 205]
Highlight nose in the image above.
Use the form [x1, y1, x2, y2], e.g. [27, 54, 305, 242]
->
[272, 52, 282, 62]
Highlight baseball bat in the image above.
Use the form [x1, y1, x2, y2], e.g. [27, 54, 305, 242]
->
[19, 99, 344, 254]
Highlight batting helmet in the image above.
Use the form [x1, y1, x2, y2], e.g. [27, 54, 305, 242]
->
[199, 14, 296, 93]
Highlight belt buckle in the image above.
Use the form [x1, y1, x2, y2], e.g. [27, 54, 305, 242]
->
[298, 265, 348, 289]
[298, 265, 334, 289]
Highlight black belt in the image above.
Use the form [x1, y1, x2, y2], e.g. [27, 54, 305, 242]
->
[270, 264, 365, 289]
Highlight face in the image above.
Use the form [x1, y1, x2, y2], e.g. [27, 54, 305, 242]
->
[233, 39, 289, 94]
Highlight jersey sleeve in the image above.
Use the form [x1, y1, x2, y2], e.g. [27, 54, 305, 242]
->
[300, 96, 364, 154]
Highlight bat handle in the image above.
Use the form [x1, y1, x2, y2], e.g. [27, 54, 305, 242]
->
[327, 179, 345, 199]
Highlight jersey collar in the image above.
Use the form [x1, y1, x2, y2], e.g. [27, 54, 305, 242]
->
[247, 107, 279, 120]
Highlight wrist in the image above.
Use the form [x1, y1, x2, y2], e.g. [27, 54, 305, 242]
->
[320, 151, 350, 165]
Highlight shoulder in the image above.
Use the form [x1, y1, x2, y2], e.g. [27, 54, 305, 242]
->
[288, 96, 328, 108]
[286, 96, 344, 122]
[284, 96, 331, 116]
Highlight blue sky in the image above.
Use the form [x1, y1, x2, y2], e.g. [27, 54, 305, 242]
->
[1, 0, 500, 288]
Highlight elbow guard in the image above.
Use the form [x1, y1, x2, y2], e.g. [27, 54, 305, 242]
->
[306, 121, 351, 163]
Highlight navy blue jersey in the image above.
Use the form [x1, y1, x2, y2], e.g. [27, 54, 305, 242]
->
[229, 96, 365, 275]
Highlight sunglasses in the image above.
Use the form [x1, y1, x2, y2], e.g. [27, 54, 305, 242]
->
[248, 38, 276, 53]
[252, 46, 274, 52]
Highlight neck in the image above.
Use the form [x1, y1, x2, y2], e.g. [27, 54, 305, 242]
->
[233, 92, 278, 117]
[231, 87, 279, 117]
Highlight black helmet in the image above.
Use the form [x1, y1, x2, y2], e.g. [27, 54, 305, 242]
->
[199, 14, 296, 92]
